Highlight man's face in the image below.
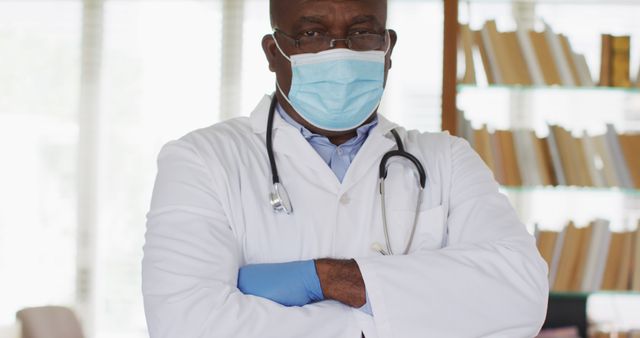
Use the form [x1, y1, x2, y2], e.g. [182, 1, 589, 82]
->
[262, 0, 397, 136]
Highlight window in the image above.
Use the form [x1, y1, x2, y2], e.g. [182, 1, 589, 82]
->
[0, 1, 444, 337]
[384, 0, 443, 132]
[97, 1, 224, 337]
[0, 0, 81, 327]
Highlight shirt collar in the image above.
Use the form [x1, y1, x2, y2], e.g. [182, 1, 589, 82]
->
[275, 104, 379, 146]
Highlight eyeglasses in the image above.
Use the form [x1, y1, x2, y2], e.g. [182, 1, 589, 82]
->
[273, 29, 388, 53]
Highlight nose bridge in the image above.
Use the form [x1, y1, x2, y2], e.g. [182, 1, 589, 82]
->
[330, 37, 350, 49]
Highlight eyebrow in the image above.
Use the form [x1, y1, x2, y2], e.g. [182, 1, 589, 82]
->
[350, 15, 381, 26]
[295, 15, 383, 27]
[298, 16, 325, 25]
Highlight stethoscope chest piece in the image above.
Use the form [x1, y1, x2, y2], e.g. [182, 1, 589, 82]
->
[270, 182, 293, 215]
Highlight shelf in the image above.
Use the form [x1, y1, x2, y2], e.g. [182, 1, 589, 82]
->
[500, 186, 640, 196]
[550, 291, 640, 298]
[458, 84, 640, 95]
[459, 0, 640, 6]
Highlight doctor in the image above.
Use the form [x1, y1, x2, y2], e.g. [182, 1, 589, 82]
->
[142, 0, 549, 337]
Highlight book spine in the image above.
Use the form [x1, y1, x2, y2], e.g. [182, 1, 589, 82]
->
[475, 30, 496, 85]
[573, 52, 595, 87]
[549, 226, 567, 287]
[559, 35, 581, 86]
[547, 124, 567, 186]
[592, 220, 612, 291]
[544, 23, 575, 86]
[599, 34, 612, 86]
[632, 221, 640, 291]
[517, 28, 545, 86]
[605, 124, 634, 189]
[480, 24, 503, 84]
[611, 36, 631, 88]
[459, 24, 477, 85]
[581, 221, 603, 292]
[581, 132, 605, 188]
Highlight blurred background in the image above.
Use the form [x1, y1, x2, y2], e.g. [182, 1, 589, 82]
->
[0, 1, 443, 337]
[1, 0, 639, 338]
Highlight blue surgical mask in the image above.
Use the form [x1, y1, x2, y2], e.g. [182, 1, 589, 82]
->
[273, 33, 390, 132]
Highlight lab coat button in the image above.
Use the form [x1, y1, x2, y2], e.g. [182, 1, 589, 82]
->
[340, 194, 350, 205]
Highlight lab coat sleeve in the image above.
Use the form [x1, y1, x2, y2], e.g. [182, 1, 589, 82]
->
[355, 136, 549, 338]
[142, 139, 362, 338]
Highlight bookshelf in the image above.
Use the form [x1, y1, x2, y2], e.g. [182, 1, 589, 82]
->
[502, 186, 640, 196]
[551, 291, 640, 298]
[458, 84, 640, 95]
[440, 0, 640, 336]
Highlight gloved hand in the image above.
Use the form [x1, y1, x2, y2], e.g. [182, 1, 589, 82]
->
[237, 260, 324, 307]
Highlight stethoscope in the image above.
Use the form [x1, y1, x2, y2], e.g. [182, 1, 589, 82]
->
[266, 96, 427, 255]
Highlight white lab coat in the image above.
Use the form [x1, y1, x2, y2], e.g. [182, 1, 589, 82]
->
[142, 95, 549, 338]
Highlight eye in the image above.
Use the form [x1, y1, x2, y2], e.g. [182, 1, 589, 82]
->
[350, 29, 376, 36]
[302, 30, 322, 38]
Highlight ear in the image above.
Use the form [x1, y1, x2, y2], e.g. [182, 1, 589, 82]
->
[387, 29, 398, 70]
[262, 34, 278, 72]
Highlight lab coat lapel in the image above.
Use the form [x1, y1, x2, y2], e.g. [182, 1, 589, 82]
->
[250, 95, 341, 191]
[339, 115, 397, 194]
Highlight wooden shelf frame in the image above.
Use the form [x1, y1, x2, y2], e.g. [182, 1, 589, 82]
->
[441, 0, 459, 135]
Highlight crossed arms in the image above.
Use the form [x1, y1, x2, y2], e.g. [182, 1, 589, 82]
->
[142, 136, 549, 338]
[237, 258, 367, 309]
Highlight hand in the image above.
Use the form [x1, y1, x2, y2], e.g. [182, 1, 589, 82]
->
[237, 260, 324, 307]
[315, 259, 366, 308]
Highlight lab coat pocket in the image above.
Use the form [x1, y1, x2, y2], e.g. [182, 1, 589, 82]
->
[384, 204, 446, 254]
[411, 205, 446, 251]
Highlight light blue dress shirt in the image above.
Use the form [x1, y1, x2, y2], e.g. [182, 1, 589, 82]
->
[276, 104, 378, 183]
[277, 104, 375, 315]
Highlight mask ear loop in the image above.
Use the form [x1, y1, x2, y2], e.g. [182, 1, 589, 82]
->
[271, 33, 298, 116]
[383, 30, 392, 55]
[275, 81, 295, 108]
[272, 32, 292, 62]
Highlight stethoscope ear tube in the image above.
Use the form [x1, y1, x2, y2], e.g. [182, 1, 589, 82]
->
[378, 129, 427, 255]
[379, 130, 427, 189]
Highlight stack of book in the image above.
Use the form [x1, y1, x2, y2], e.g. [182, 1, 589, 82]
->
[537, 327, 640, 338]
[458, 21, 640, 88]
[458, 118, 640, 189]
[536, 220, 640, 292]
[535, 326, 580, 338]
[591, 330, 640, 338]
[600, 35, 633, 88]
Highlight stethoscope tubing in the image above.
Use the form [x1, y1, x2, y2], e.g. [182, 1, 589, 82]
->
[266, 95, 428, 255]
[266, 95, 281, 185]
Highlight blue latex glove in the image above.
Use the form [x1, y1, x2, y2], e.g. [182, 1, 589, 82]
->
[237, 260, 324, 307]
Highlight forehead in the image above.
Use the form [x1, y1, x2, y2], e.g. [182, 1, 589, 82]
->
[271, 0, 387, 28]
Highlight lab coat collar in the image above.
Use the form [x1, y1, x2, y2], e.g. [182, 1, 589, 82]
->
[249, 94, 399, 194]
[251, 94, 342, 190]
[250, 94, 280, 134]
[339, 114, 397, 194]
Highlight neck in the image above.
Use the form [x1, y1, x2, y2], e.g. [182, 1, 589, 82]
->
[328, 132, 358, 146]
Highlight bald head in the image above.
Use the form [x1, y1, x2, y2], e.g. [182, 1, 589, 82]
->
[269, 0, 388, 30]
